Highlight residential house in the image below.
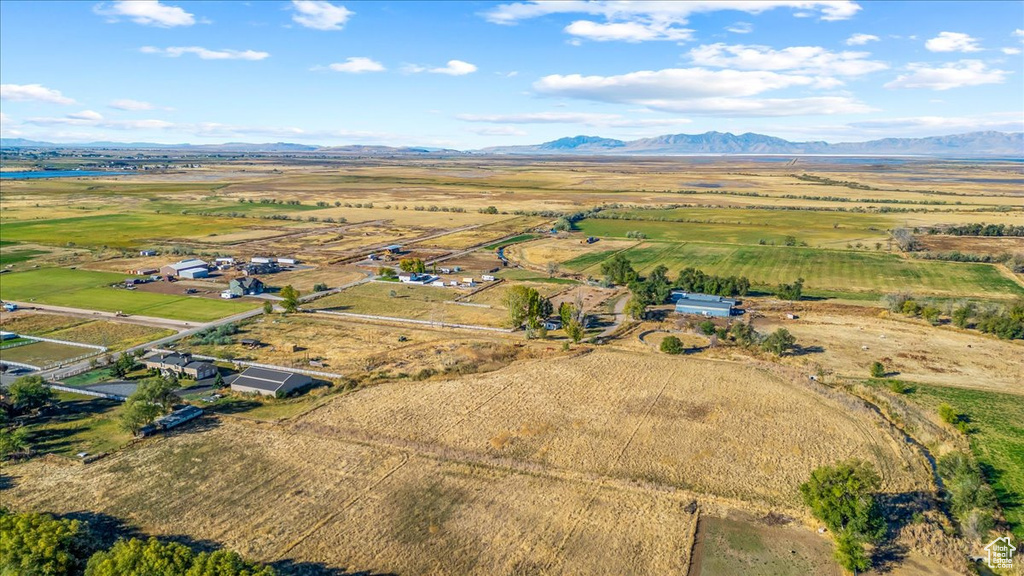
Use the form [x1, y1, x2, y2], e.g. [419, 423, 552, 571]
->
[144, 352, 217, 380]
[229, 277, 265, 296]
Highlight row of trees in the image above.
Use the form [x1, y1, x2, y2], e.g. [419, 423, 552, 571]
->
[502, 285, 553, 338]
[1, 376, 57, 459]
[886, 292, 1024, 339]
[676, 267, 751, 297]
[801, 460, 886, 573]
[930, 223, 1024, 237]
[0, 510, 276, 576]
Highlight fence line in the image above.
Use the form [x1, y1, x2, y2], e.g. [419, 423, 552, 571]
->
[46, 383, 127, 401]
[13, 334, 107, 351]
[1, 360, 41, 371]
[310, 309, 514, 333]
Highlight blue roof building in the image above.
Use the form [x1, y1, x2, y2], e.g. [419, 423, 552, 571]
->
[671, 291, 736, 317]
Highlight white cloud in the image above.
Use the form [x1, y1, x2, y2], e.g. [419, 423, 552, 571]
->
[324, 57, 385, 73]
[885, 60, 1008, 90]
[469, 126, 528, 136]
[93, 0, 195, 27]
[109, 98, 155, 111]
[1, 84, 76, 105]
[925, 31, 982, 53]
[291, 0, 352, 30]
[484, 1, 861, 43]
[1015, 29, 1024, 38]
[847, 113, 1024, 132]
[845, 33, 879, 46]
[457, 111, 693, 128]
[1003, 47, 1022, 55]
[140, 46, 270, 60]
[532, 68, 875, 116]
[67, 110, 104, 121]
[408, 60, 478, 75]
[535, 68, 819, 100]
[726, 22, 753, 34]
[688, 43, 888, 76]
[563, 20, 692, 42]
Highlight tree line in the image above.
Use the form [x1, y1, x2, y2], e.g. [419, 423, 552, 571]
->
[929, 223, 1024, 237]
[0, 509, 276, 576]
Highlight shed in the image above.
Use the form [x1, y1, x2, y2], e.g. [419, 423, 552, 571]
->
[179, 267, 209, 279]
[278, 257, 297, 265]
[160, 259, 208, 277]
[384, 245, 402, 254]
[251, 256, 272, 264]
[230, 367, 312, 397]
[671, 292, 736, 317]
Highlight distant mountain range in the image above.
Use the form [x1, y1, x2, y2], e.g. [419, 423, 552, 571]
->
[2, 131, 1021, 156]
[481, 131, 1024, 156]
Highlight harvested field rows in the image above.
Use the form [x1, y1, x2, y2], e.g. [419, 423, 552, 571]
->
[302, 350, 931, 508]
[4, 419, 697, 575]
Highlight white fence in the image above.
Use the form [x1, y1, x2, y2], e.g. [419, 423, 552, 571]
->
[46, 383, 127, 401]
[3, 332, 107, 352]
[1, 360, 41, 371]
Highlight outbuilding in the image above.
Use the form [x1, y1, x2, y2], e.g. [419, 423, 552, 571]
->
[179, 267, 209, 279]
[671, 291, 736, 317]
[160, 259, 209, 277]
[230, 367, 312, 397]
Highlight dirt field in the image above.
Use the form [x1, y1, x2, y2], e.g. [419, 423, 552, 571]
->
[755, 307, 1024, 395]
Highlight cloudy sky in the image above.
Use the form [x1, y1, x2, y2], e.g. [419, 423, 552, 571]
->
[1, 0, 1022, 147]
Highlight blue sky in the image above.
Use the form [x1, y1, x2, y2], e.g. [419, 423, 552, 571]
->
[1, 0, 1022, 148]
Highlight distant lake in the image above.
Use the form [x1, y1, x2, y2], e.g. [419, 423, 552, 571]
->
[0, 170, 130, 179]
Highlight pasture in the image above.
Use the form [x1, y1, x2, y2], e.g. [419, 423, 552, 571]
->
[0, 340, 94, 367]
[0, 312, 174, 350]
[559, 240, 1024, 299]
[314, 281, 507, 326]
[0, 268, 256, 321]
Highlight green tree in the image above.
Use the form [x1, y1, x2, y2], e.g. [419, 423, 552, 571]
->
[184, 550, 277, 576]
[85, 538, 194, 576]
[951, 303, 974, 328]
[660, 336, 684, 354]
[0, 427, 29, 459]
[552, 217, 572, 232]
[262, 301, 273, 315]
[698, 320, 716, 336]
[119, 401, 161, 435]
[921, 305, 941, 325]
[502, 286, 552, 335]
[312, 282, 328, 292]
[133, 376, 179, 412]
[398, 258, 426, 273]
[0, 510, 99, 576]
[213, 372, 225, 388]
[110, 353, 137, 379]
[776, 277, 804, 301]
[800, 459, 885, 541]
[869, 361, 885, 378]
[279, 285, 300, 313]
[377, 267, 397, 279]
[760, 328, 796, 356]
[729, 322, 760, 347]
[480, 206, 498, 215]
[6, 375, 55, 414]
[624, 297, 648, 321]
[600, 254, 637, 286]
[565, 319, 584, 344]
[833, 530, 870, 574]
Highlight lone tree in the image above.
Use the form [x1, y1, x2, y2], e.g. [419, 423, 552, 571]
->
[776, 277, 804, 301]
[6, 375, 55, 414]
[110, 353, 138, 379]
[119, 375, 179, 435]
[398, 258, 426, 273]
[280, 285, 300, 313]
[0, 427, 30, 459]
[800, 459, 886, 573]
[761, 328, 796, 356]
[262, 301, 274, 314]
[660, 335, 684, 354]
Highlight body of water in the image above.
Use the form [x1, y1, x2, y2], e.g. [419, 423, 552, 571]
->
[0, 170, 130, 179]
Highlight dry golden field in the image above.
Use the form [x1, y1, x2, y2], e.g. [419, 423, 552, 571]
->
[755, 307, 1024, 395]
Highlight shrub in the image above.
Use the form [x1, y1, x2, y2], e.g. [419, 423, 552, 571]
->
[869, 361, 885, 378]
[660, 336, 684, 354]
[698, 320, 716, 335]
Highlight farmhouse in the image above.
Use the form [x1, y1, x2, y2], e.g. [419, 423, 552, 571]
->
[160, 259, 209, 278]
[230, 366, 312, 397]
[671, 291, 736, 317]
[144, 352, 218, 380]
[229, 277, 265, 296]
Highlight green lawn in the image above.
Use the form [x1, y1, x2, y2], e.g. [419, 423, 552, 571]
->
[0, 248, 49, 266]
[0, 212, 280, 248]
[23, 392, 133, 459]
[0, 268, 256, 322]
[563, 242, 1024, 299]
[579, 208, 893, 247]
[878, 383, 1024, 540]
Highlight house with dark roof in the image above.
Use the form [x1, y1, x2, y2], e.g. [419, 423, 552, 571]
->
[230, 366, 312, 397]
[229, 277, 265, 296]
[144, 352, 217, 380]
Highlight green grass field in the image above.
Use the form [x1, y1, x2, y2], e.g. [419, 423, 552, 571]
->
[483, 234, 540, 250]
[0, 268, 256, 321]
[315, 281, 506, 326]
[0, 341, 95, 367]
[563, 242, 1024, 299]
[578, 209, 894, 247]
[23, 392, 133, 459]
[881, 383, 1024, 540]
[0, 247, 49, 266]
[0, 212, 280, 248]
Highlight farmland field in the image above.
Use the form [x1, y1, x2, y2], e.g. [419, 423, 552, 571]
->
[558, 240, 1024, 299]
[314, 281, 507, 326]
[0, 340, 95, 367]
[0, 268, 256, 321]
